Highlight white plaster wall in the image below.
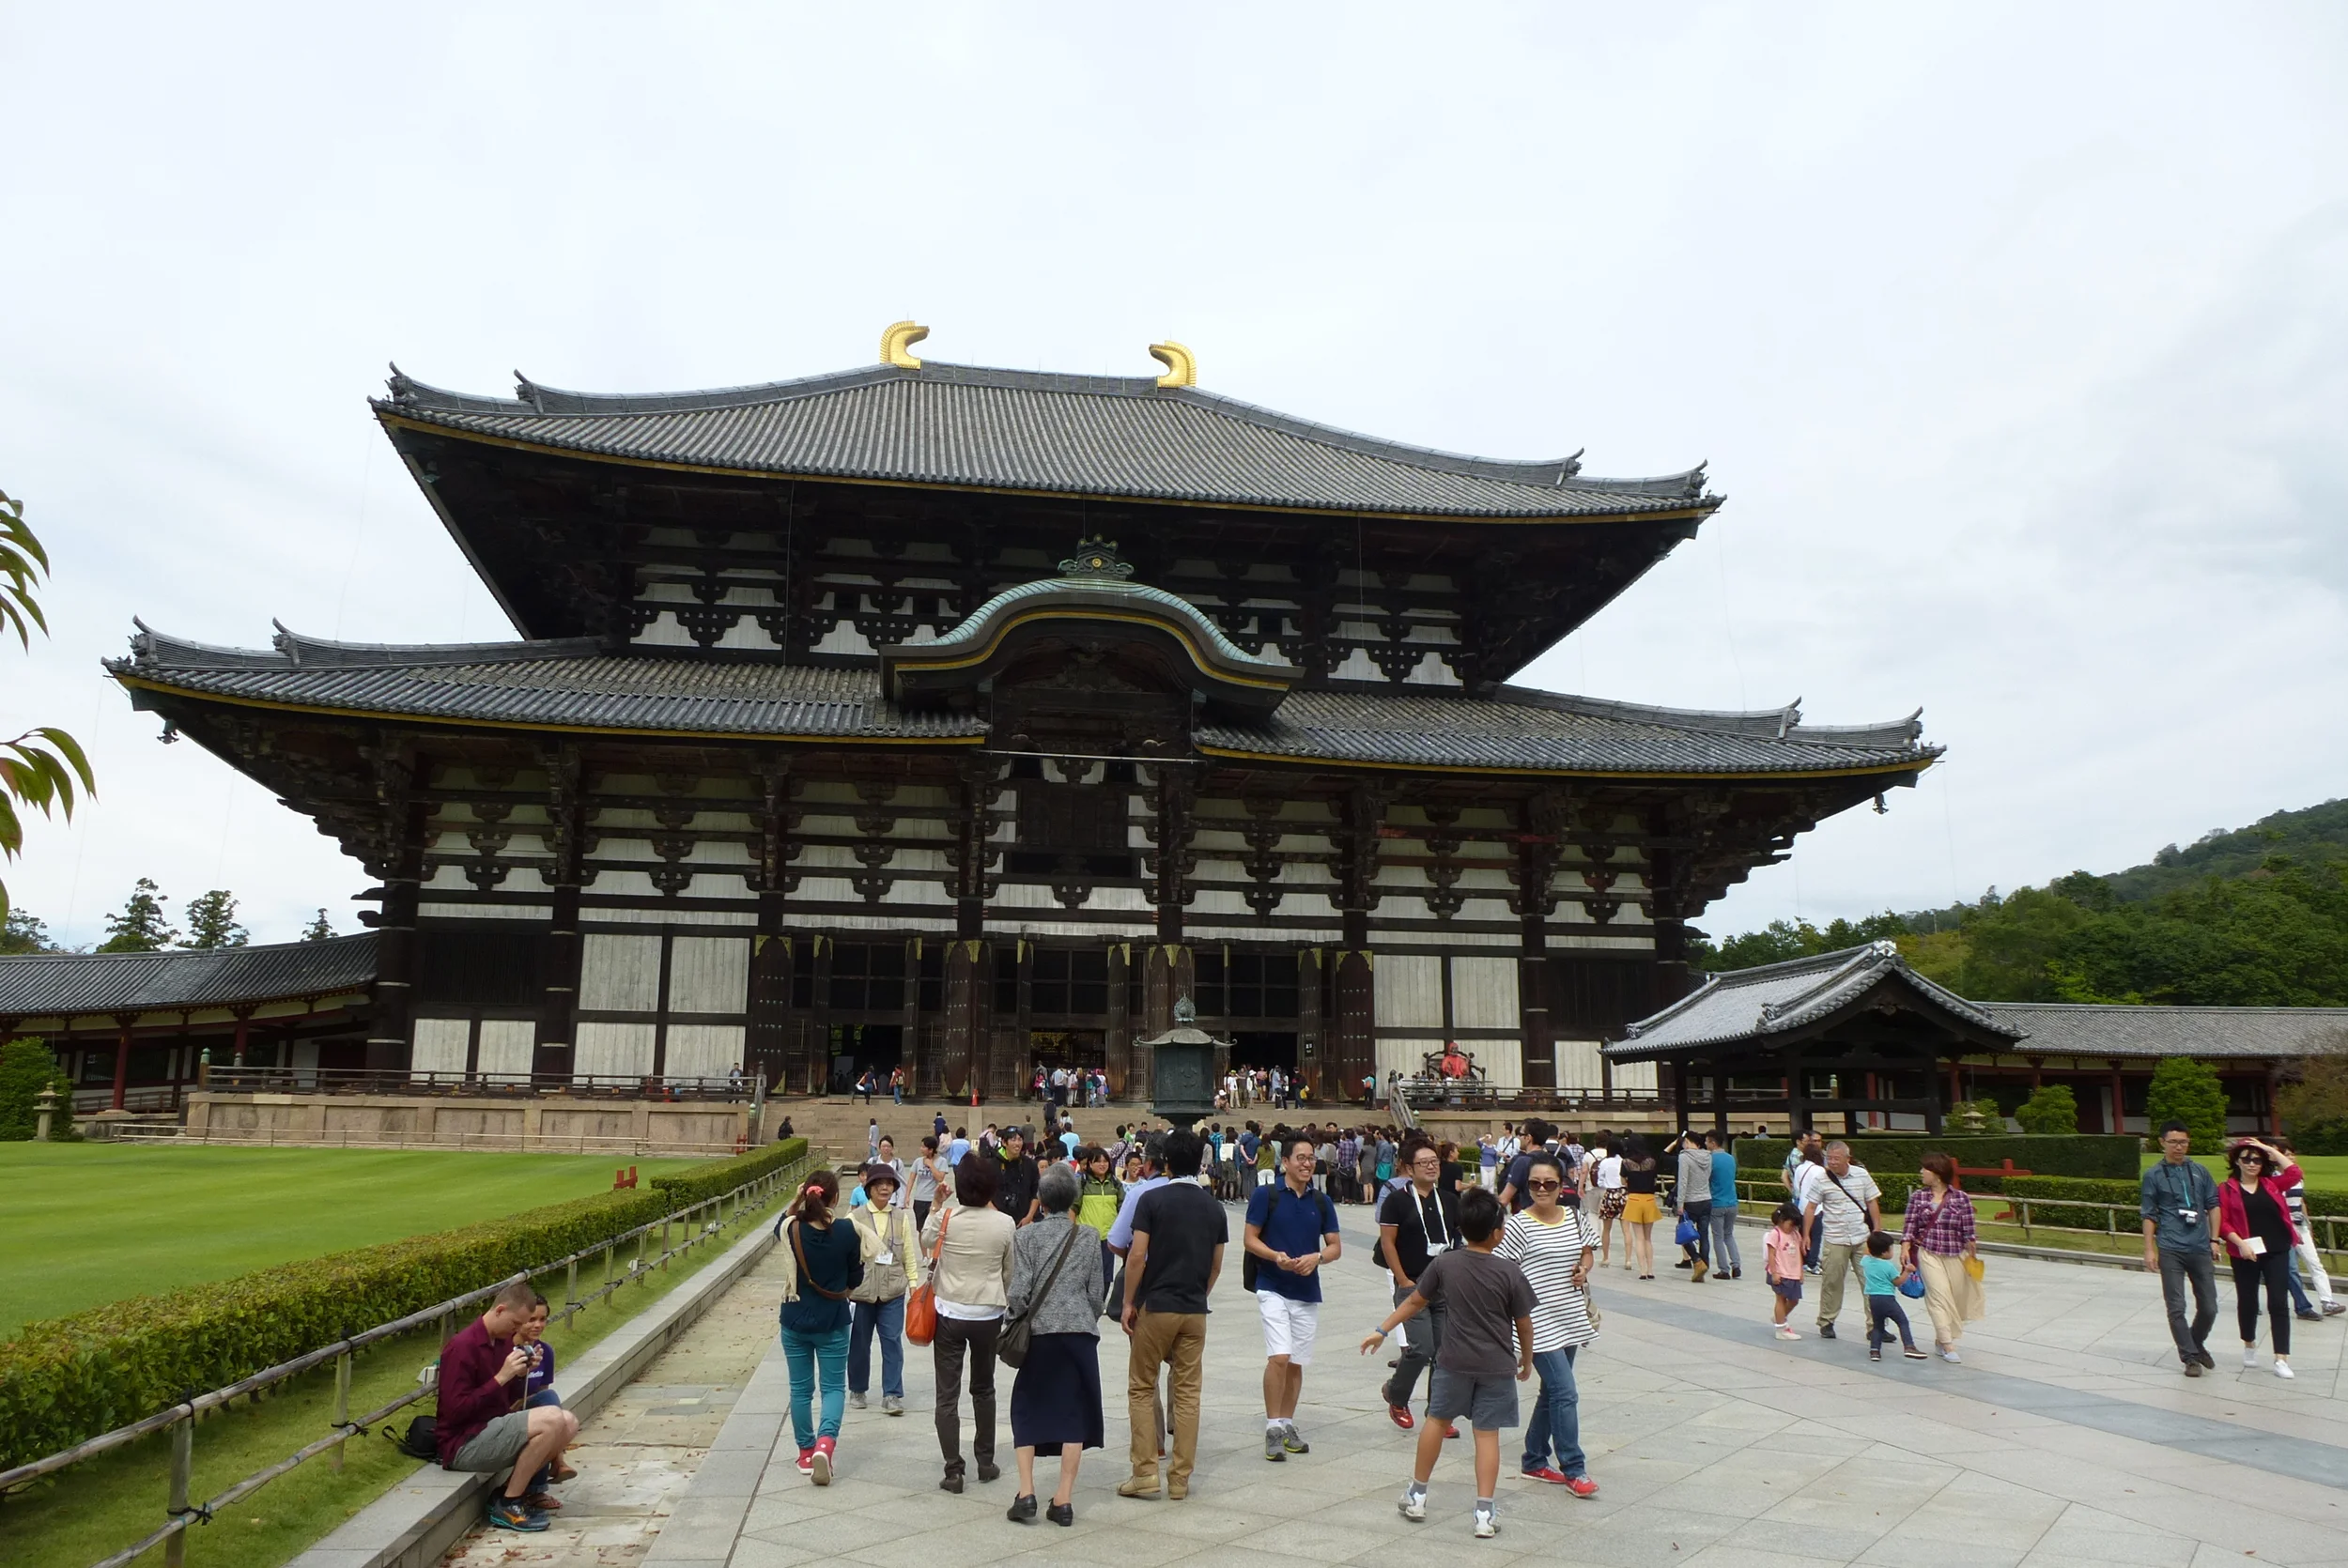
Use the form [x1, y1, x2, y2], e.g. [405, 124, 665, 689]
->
[576, 1022, 656, 1079]
[1376, 953, 1444, 1030]
[477, 1019, 536, 1082]
[670, 936, 750, 1014]
[580, 934, 663, 1012]
[665, 1024, 746, 1079]
[412, 1017, 469, 1077]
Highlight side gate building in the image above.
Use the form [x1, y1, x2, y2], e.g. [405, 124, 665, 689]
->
[101, 328, 1936, 1106]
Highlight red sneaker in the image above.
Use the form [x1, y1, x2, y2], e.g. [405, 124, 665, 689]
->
[795, 1449, 814, 1476]
[1444, 1424, 1460, 1440]
[1385, 1403, 1415, 1431]
[811, 1436, 836, 1486]
[1565, 1475, 1599, 1499]
[1521, 1466, 1568, 1484]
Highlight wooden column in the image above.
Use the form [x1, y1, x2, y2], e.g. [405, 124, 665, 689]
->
[535, 884, 581, 1080]
[940, 939, 991, 1103]
[364, 744, 422, 1073]
[1329, 949, 1375, 1109]
[110, 1014, 135, 1111]
[2109, 1059, 2127, 1137]
[749, 916, 796, 1096]
[1105, 943, 1132, 1101]
[2266, 1059, 2283, 1136]
[900, 937, 923, 1095]
[808, 936, 834, 1095]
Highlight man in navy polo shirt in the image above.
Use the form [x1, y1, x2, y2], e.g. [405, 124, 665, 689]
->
[1244, 1131, 1342, 1462]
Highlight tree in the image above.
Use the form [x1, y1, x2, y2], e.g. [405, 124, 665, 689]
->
[0, 1038, 69, 1141]
[301, 908, 336, 942]
[1, 906, 54, 955]
[2014, 1083, 2079, 1135]
[2277, 1032, 2348, 1154]
[2143, 1056, 2230, 1154]
[181, 889, 249, 950]
[98, 878, 177, 952]
[0, 489, 97, 924]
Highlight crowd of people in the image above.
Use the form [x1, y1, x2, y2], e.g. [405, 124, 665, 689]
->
[434, 1094, 2337, 1538]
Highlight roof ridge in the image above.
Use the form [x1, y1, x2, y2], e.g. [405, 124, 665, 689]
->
[117, 623, 605, 672]
[376, 358, 1715, 499]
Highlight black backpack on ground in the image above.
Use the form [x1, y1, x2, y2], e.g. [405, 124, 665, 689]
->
[386, 1415, 438, 1461]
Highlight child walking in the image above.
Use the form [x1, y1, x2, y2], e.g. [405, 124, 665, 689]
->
[1764, 1203, 1804, 1341]
[1361, 1188, 1535, 1539]
[1861, 1231, 1927, 1361]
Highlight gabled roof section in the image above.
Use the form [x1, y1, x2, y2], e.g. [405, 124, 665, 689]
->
[0, 934, 378, 1018]
[375, 359, 1718, 521]
[880, 541, 1302, 718]
[1606, 943, 2022, 1060]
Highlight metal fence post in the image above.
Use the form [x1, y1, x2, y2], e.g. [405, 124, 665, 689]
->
[164, 1417, 193, 1568]
[333, 1350, 352, 1471]
[565, 1257, 579, 1324]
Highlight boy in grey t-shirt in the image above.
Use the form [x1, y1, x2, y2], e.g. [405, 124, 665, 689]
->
[1362, 1188, 1535, 1540]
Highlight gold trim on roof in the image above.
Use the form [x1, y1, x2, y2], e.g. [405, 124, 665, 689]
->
[879, 321, 929, 369]
[1149, 341, 1197, 388]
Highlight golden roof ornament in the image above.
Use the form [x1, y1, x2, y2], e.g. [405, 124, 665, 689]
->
[880, 321, 929, 369]
[1058, 537, 1135, 581]
[1149, 341, 1197, 388]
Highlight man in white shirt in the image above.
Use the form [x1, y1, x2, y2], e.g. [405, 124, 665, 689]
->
[1801, 1141, 1884, 1340]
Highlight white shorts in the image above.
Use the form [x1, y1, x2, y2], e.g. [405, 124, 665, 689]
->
[1257, 1290, 1321, 1365]
[1256, 1168, 1275, 1186]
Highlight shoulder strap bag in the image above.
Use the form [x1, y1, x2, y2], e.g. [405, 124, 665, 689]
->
[1242, 1183, 1285, 1291]
[788, 1219, 851, 1300]
[904, 1208, 949, 1345]
[998, 1222, 1081, 1369]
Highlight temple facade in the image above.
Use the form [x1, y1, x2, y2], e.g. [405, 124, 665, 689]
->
[105, 327, 1938, 1103]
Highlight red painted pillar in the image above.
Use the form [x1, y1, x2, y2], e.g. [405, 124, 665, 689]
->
[2109, 1061, 2127, 1136]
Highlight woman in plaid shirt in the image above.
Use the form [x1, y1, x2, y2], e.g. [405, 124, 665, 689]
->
[1902, 1153, 1984, 1362]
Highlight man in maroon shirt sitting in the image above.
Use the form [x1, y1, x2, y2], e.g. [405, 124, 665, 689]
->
[436, 1281, 580, 1531]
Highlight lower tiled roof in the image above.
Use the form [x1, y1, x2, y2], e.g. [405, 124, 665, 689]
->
[0, 934, 378, 1017]
[111, 630, 1934, 776]
[1977, 1004, 2348, 1061]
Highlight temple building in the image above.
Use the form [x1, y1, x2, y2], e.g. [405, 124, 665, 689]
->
[100, 326, 1939, 1105]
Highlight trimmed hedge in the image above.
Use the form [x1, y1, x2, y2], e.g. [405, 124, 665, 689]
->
[2000, 1173, 2348, 1230]
[0, 1137, 807, 1472]
[1731, 1134, 2139, 1181]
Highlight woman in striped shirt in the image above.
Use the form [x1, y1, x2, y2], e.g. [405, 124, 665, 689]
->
[1498, 1152, 1600, 1497]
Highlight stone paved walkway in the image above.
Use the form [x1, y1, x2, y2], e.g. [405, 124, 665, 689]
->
[438, 1241, 790, 1568]
[464, 1200, 2348, 1568]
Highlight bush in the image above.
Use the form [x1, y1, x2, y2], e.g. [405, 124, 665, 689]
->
[1730, 1134, 2139, 1182]
[2014, 1084, 2079, 1136]
[2144, 1058, 2227, 1152]
[2291, 1118, 2348, 1157]
[0, 1038, 69, 1142]
[0, 1137, 807, 1472]
[2002, 1174, 2348, 1231]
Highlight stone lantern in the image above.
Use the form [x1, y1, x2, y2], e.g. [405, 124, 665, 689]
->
[1135, 997, 1228, 1134]
[34, 1084, 58, 1144]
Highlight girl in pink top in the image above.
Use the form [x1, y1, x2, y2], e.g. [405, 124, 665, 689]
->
[1763, 1203, 1805, 1341]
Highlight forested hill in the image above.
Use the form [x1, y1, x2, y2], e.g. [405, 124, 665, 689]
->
[1692, 798, 2348, 1007]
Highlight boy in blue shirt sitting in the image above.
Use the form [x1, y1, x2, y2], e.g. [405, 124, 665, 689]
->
[1861, 1231, 1926, 1362]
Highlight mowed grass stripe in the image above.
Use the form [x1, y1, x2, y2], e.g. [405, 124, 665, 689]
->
[0, 1144, 701, 1337]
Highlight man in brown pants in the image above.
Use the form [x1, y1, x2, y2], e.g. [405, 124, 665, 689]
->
[1117, 1130, 1228, 1500]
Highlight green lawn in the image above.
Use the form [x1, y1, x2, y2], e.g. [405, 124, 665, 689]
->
[2139, 1151, 2348, 1184]
[0, 1144, 700, 1335]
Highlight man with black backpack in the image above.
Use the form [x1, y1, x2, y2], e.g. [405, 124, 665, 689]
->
[1244, 1131, 1343, 1463]
[434, 1280, 581, 1532]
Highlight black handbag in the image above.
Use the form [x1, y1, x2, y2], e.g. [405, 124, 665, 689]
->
[998, 1222, 1081, 1369]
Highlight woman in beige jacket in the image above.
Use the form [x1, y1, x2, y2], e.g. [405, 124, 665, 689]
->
[920, 1154, 1016, 1493]
[847, 1163, 924, 1415]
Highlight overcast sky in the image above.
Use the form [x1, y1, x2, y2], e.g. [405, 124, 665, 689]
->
[3, 4, 2343, 949]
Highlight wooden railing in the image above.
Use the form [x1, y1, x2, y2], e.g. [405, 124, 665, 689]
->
[0, 1151, 814, 1568]
[199, 1067, 760, 1101]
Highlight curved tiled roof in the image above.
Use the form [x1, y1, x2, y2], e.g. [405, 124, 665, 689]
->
[0, 934, 378, 1018]
[375, 360, 1717, 521]
[113, 626, 1933, 778]
[1605, 943, 2020, 1059]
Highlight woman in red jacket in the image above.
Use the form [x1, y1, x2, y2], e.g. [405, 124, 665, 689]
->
[2217, 1138, 2301, 1379]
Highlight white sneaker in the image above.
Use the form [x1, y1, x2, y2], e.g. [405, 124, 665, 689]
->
[1940, 1348, 1962, 1363]
[2243, 1347, 2260, 1368]
[1774, 1326, 1800, 1341]
[1398, 1487, 1428, 1523]
[1474, 1508, 1498, 1540]
[2276, 1360, 2295, 1380]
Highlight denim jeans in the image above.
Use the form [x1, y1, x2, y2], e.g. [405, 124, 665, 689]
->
[1522, 1346, 1584, 1477]
[781, 1323, 850, 1451]
[1680, 1201, 1711, 1267]
[849, 1295, 905, 1397]
[1709, 1207, 1742, 1272]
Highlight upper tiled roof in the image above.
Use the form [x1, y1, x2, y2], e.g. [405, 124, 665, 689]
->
[113, 626, 1932, 778]
[1977, 1003, 2348, 1061]
[0, 934, 378, 1018]
[375, 361, 1717, 521]
[1607, 944, 2020, 1059]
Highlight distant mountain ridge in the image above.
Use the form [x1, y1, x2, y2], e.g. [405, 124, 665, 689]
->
[1698, 797, 2348, 1007]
